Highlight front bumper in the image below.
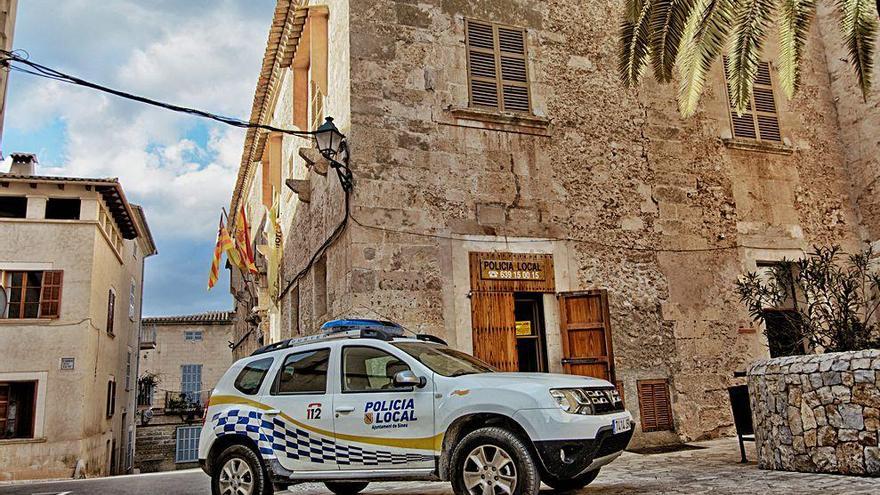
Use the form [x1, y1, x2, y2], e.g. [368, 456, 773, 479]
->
[533, 424, 634, 479]
[513, 408, 634, 480]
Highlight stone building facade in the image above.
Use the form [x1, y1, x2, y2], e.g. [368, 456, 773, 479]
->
[0, 154, 156, 480]
[228, 0, 879, 448]
[136, 311, 233, 472]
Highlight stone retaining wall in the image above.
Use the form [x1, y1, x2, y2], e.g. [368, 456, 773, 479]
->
[748, 350, 880, 475]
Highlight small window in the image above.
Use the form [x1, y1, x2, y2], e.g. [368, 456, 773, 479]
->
[725, 60, 782, 142]
[129, 279, 136, 321]
[273, 349, 330, 395]
[637, 379, 673, 432]
[313, 255, 327, 318]
[465, 19, 531, 113]
[175, 426, 201, 463]
[45, 198, 81, 220]
[2, 270, 63, 319]
[184, 331, 203, 342]
[233, 357, 274, 395]
[0, 196, 27, 218]
[125, 349, 132, 391]
[106, 289, 116, 335]
[342, 346, 412, 392]
[0, 381, 37, 439]
[106, 378, 116, 418]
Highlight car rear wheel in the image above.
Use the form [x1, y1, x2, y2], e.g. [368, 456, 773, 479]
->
[324, 481, 370, 495]
[543, 468, 601, 492]
[451, 427, 540, 495]
[211, 444, 272, 495]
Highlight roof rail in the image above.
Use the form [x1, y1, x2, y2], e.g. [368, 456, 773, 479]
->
[249, 318, 408, 356]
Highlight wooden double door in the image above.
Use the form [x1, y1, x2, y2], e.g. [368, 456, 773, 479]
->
[471, 289, 615, 383]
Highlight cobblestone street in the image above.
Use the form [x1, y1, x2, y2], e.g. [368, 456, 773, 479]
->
[3, 438, 878, 494]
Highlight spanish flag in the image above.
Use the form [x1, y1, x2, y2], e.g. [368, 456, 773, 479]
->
[235, 205, 258, 274]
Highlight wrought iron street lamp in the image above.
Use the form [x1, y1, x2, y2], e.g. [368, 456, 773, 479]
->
[312, 117, 352, 191]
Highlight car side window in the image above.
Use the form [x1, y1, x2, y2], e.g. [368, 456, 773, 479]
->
[233, 357, 274, 395]
[272, 348, 330, 395]
[342, 346, 412, 392]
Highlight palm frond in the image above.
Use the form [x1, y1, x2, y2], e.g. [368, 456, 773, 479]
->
[677, 0, 734, 116]
[778, 0, 817, 99]
[837, 0, 878, 101]
[727, 0, 776, 114]
[649, 0, 698, 82]
[620, 0, 655, 87]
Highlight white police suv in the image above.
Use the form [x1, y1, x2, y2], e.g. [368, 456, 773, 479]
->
[199, 319, 633, 495]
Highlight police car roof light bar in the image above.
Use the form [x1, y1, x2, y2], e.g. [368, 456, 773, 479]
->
[249, 319, 408, 356]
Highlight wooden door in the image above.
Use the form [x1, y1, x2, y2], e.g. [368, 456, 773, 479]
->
[558, 290, 616, 382]
[470, 292, 519, 371]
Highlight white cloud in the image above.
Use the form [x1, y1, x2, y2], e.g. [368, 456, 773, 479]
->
[6, 0, 271, 239]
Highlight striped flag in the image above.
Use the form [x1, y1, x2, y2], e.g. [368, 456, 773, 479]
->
[235, 205, 258, 274]
[208, 217, 225, 290]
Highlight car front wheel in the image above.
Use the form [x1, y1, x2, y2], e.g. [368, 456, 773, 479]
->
[543, 468, 600, 492]
[211, 444, 272, 495]
[451, 427, 540, 495]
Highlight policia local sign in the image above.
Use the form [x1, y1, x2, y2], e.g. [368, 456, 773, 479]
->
[469, 252, 555, 293]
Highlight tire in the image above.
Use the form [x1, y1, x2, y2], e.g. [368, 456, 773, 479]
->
[211, 444, 273, 495]
[543, 468, 600, 492]
[324, 481, 370, 495]
[450, 427, 541, 495]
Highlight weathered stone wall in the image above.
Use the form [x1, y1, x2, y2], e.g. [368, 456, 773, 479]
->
[134, 416, 201, 473]
[344, 0, 865, 447]
[748, 351, 880, 475]
[816, 5, 880, 244]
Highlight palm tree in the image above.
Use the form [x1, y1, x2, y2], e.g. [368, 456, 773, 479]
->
[619, 1, 878, 117]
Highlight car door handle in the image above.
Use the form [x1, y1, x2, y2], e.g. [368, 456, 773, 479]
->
[335, 406, 355, 414]
[263, 409, 280, 416]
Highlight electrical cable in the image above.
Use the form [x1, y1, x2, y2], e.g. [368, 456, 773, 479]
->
[0, 49, 316, 139]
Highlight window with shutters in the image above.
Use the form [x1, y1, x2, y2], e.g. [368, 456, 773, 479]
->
[175, 426, 201, 463]
[465, 20, 531, 114]
[725, 60, 782, 143]
[637, 379, 674, 432]
[106, 289, 116, 336]
[1, 270, 63, 319]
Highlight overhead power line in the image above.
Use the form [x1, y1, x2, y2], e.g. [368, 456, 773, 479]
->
[0, 49, 314, 138]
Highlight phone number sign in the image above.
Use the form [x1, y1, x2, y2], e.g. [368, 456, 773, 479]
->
[480, 258, 547, 281]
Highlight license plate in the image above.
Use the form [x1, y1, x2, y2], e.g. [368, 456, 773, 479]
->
[613, 417, 631, 434]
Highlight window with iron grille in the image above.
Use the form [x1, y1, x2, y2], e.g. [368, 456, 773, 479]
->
[184, 331, 203, 342]
[1, 270, 63, 319]
[465, 19, 531, 113]
[175, 426, 200, 463]
[725, 60, 782, 142]
[637, 379, 674, 432]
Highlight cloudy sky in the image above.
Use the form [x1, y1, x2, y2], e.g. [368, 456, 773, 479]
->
[2, 0, 276, 316]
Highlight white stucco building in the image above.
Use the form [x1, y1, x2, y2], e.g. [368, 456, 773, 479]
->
[0, 153, 157, 480]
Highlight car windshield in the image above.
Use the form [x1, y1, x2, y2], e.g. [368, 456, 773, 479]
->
[392, 341, 495, 377]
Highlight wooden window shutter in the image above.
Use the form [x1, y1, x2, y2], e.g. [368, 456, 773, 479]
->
[40, 270, 63, 318]
[107, 290, 116, 335]
[637, 379, 674, 432]
[725, 60, 782, 143]
[466, 20, 531, 113]
[470, 292, 519, 371]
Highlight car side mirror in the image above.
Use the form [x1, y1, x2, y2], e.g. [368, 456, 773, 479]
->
[394, 370, 426, 388]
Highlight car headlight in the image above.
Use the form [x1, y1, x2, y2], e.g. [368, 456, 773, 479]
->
[549, 388, 594, 415]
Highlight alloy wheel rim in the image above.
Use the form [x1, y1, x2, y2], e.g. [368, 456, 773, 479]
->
[218, 457, 255, 495]
[462, 444, 518, 495]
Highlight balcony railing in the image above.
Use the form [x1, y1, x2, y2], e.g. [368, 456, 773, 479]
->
[164, 390, 210, 414]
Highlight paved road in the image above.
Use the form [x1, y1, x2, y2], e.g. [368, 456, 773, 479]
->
[1, 438, 878, 494]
